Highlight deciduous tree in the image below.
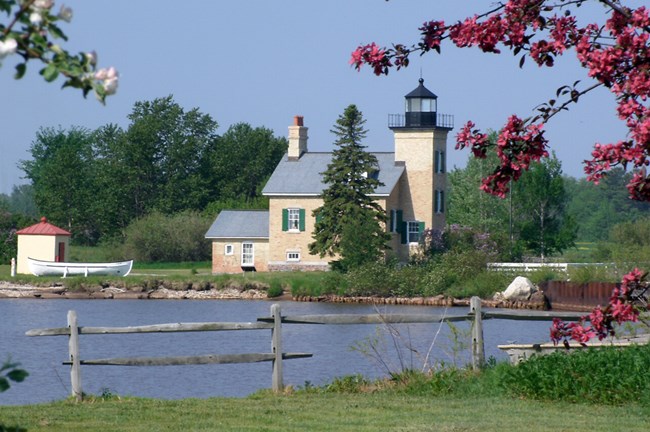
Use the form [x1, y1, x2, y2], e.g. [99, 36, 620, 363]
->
[19, 126, 98, 243]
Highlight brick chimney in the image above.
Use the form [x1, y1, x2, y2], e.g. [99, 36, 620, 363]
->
[287, 115, 308, 161]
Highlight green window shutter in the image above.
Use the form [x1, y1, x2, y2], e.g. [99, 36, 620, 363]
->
[418, 222, 425, 239]
[441, 191, 445, 213]
[400, 221, 407, 244]
[299, 208, 306, 231]
[396, 210, 403, 233]
[316, 211, 323, 224]
[389, 209, 394, 233]
[435, 150, 440, 173]
[435, 191, 439, 213]
[441, 151, 446, 173]
[282, 209, 288, 232]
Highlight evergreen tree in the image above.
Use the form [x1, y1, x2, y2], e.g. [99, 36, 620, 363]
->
[309, 104, 390, 270]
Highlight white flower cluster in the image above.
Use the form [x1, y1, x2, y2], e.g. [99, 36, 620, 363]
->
[94, 66, 119, 95]
[0, 38, 18, 65]
[29, 0, 54, 25]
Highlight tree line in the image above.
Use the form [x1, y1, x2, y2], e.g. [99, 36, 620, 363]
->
[448, 142, 650, 261]
[9, 95, 287, 247]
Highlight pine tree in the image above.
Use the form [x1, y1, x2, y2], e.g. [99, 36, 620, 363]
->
[309, 104, 390, 270]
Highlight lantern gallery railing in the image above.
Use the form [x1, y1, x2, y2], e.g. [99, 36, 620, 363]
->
[388, 113, 454, 129]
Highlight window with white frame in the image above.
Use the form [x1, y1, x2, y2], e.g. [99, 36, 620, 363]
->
[286, 251, 300, 262]
[224, 244, 234, 255]
[288, 208, 300, 231]
[241, 242, 254, 266]
[407, 221, 422, 243]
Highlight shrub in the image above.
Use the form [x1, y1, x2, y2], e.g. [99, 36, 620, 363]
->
[498, 344, 650, 404]
[267, 280, 283, 298]
[344, 261, 397, 297]
[446, 271, 511, 299]
[567, 265, 617, 284]
[120, 211, 212, 263]
[527, 267, 565, 284]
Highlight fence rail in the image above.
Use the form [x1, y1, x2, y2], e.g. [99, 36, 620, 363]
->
[27, 298, 589, 401]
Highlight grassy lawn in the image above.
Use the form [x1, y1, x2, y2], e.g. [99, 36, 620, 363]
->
[0, 393, 648, 432]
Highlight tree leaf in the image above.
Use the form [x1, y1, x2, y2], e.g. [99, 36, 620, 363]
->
[7, 369, 28, 383]
[0, 377, 9, 392]
[41, 63, 59, 82]
[14, 62, 26, 80]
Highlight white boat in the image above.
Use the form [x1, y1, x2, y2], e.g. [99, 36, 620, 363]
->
[27, 257, 133, 277]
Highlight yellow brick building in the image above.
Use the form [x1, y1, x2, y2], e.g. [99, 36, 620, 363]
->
[206, 79, 452, 273]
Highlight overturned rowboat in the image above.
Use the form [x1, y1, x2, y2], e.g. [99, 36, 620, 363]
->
[27, 257, 133, 278]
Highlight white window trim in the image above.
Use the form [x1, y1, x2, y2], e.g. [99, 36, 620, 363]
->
[407, 221, 421, 244]
[241, 242, 254, 267]
[286, 251, 301, 262]
[288, 208, 300, 232]
[224, 244, 234, 256]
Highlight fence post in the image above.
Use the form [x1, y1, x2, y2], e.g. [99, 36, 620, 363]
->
[67, 310, 83, 401]
[470, 296, 485, 371]
[270, 304, 283, 393]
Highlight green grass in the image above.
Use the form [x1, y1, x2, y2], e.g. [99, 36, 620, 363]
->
[0, 393, 648, 432]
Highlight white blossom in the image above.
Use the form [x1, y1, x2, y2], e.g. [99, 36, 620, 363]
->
[29, 12, 43, 25]
[85, 51, 97, 66]
[33, 0, 54, 10]
[94, 66, 119, 95]
[58, 5, 73, 22]
[0, 39, 18, 59]
[103, 77, 118, 95]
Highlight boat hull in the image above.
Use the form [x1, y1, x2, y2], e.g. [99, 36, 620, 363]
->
[27, 258, 133, 277]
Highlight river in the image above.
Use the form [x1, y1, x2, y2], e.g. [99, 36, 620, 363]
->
[0, 299, 553, 405]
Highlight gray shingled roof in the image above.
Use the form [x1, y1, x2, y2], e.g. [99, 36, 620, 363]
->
[205, 210, 269, 239]
[262, 152, 404, 196]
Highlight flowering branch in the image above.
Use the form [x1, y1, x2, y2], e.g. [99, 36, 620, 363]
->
[551, 268, 649, 346]
[0, 0, 118, 103]
[351, 0, 650, 201]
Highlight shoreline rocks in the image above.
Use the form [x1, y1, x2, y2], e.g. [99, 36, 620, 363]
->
[0, 281, 549, 310]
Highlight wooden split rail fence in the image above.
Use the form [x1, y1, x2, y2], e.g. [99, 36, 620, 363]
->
[26, 297, 585, 401]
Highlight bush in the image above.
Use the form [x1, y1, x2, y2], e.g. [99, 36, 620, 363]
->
[567, 265, 617, 284]
[527, 267, 565, 284]
[446, 271, 511, 299]
[498, 344, 650, 404]
[344, 261, 398, 297]
[120, 211, 212, 263]
[267, 280, 284, 298]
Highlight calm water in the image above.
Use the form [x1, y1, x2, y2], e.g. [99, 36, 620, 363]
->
[0, 299, 552, 405]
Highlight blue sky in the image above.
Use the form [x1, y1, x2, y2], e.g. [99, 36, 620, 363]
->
[0, 0, 634, 195]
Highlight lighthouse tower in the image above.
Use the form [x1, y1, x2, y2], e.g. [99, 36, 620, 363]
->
[389, 78, 453, 242]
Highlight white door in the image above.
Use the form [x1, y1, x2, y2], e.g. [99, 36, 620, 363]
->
[241, 242, 254, 267]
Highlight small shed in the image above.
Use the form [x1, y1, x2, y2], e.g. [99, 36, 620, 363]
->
[16, 217, 71, 274]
